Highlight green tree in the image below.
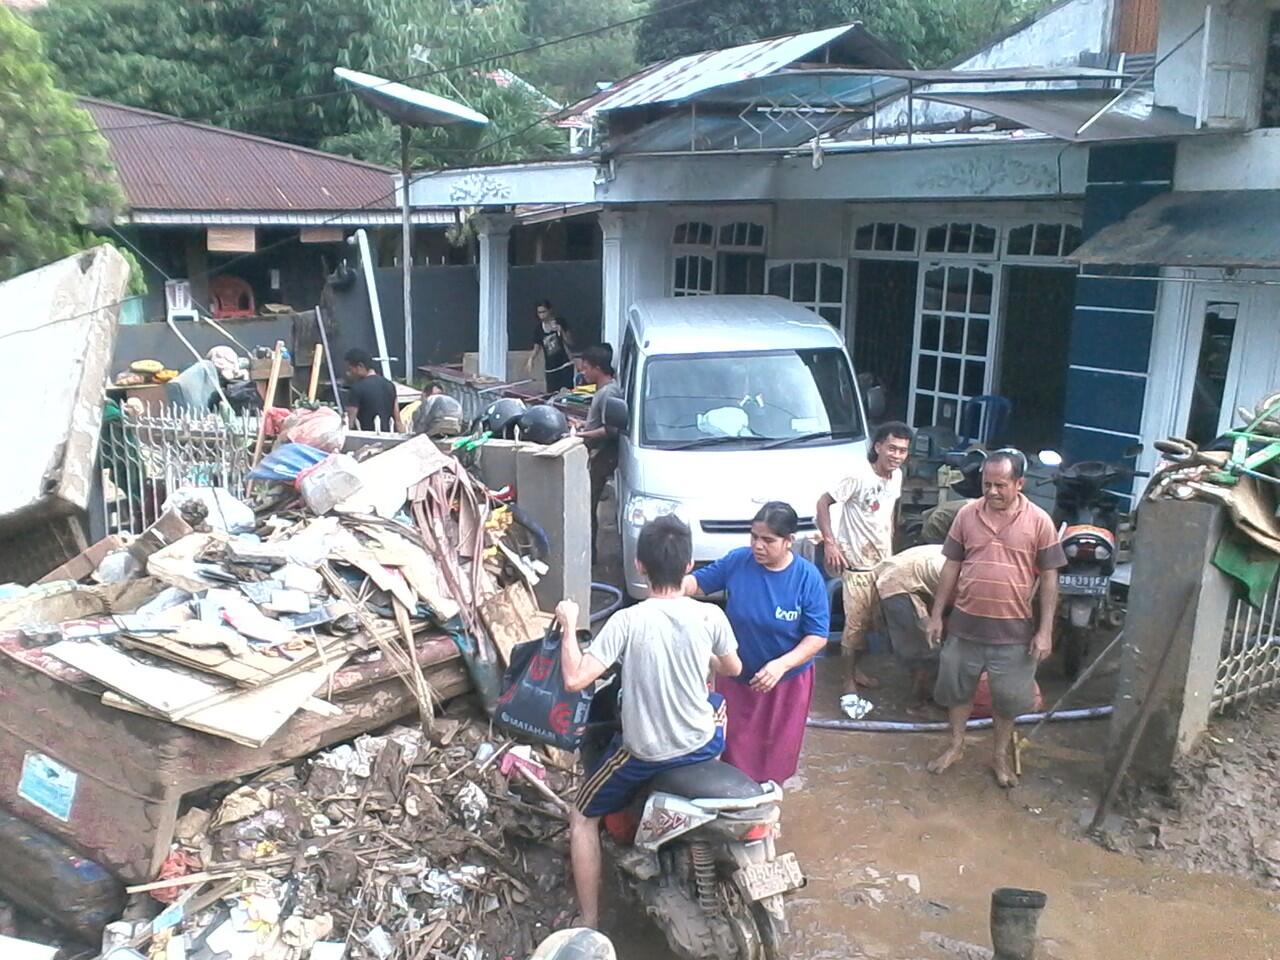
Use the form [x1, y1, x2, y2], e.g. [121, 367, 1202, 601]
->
[35, 0, 565, 164]
[519, 0, 643, 104]
[636, 0, 1046, 68]
[0, 7, 130, 283]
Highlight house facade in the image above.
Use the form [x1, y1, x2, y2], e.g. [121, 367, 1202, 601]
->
[409, 0, 1280, 482]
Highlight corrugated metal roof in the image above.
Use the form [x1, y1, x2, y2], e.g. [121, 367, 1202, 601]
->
[1070, 191, 1280, 268]
[81, 98, 400, 214]
[571, 22, 905, 115]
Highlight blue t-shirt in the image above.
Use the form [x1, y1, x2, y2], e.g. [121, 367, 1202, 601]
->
[693, 548, 830, 682]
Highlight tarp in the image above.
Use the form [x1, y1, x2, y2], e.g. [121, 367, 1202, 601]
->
[1070, 190, 1280, 268]
[0, 246, 129, 532]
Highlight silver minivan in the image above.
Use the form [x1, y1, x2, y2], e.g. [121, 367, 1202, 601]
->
[613, 295, 869, 598]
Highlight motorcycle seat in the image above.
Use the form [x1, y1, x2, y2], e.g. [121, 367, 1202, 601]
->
[649, 760, 764, 801]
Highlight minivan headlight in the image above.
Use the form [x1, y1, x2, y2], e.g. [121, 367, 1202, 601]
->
[625, 493, 681, 528]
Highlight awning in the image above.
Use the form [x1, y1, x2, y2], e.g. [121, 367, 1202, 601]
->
[1070, 191, 1280, 269]
[911, 89, 1203, 142]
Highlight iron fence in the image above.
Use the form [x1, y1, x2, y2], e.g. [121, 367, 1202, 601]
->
[96, 405, 256, 537]
[1214, 577, 1280, 713]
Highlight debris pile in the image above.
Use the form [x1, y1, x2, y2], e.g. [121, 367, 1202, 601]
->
[111, 718, 577, 960]
[0, 435, 552, 749]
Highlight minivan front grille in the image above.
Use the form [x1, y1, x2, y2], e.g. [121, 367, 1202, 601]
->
[701, 517, 817, 535]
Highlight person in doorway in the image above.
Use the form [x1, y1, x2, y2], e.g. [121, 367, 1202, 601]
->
[682, 502, 830, 785]
[874, 544, 947, 711]
[343, 348, 401, 432]
[576, 345, 621, 561]
[528, 300, 575, 393]
[816, 422, 913, 707]
[926, 451, 1065, 788]
[557, 516, 743, 930]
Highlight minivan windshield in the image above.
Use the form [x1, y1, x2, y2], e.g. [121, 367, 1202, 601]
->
[639, 348, 865, 449]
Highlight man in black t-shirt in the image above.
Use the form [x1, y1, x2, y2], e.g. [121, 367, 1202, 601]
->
[527, 299, 574, 392]
[343, 349, 402, 432]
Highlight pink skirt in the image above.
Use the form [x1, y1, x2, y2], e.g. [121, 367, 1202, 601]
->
[715, 667, 814, 784]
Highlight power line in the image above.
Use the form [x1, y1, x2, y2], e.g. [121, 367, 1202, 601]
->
[33, 0, 699, 146]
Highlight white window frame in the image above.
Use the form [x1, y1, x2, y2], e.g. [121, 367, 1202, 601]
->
[766, 259, 847, 334]
[670, 216, 768, 296]
[672, 251, 717, 297]
[907, 260, 1002, 432]
[850, 220, 921, 259]
[1002, 221, 1084, 264]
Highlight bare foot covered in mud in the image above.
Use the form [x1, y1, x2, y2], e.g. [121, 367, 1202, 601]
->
[993, 754, 1019, 789]
[854, 669, 880, 690]
[927, 744, 964, 774]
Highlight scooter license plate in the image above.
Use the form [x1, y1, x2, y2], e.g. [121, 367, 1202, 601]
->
[1059, 574, 1109, 596]
[735, 853, 805, 901]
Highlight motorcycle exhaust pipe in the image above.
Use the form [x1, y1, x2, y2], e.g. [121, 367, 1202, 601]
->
[990, 887, 1047, 960]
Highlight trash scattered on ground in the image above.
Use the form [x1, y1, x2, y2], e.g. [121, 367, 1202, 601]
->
[839, 693, 874, 720]
[120, 715, 576, 960]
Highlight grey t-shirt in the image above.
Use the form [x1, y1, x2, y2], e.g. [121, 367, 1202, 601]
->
[584, 380, 622, 433]
[587, 597, 737, 762]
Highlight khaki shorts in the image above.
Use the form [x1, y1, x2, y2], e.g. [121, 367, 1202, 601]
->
[934, 636, 1037, 717]
[841, 570, 878, 651]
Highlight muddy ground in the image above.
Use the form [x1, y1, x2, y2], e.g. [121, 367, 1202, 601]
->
[590, 505, 1280, 959]
[1120, 699, 1280, 890]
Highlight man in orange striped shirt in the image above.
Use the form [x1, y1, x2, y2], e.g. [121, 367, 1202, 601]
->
[925, 451, 1065, 787]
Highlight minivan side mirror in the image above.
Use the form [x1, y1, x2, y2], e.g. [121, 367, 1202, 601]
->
[603, 395, 629, 432]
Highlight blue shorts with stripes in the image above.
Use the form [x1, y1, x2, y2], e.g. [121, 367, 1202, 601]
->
[576, 693, 726, 818]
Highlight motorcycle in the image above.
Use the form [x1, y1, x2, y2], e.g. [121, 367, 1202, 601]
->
[1040, 446, 1144, 678]
[582, 678, 802, 960]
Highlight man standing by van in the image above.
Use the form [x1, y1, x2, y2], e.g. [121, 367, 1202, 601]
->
[576, 345, 621, 561]
[816, 422, 913, 706]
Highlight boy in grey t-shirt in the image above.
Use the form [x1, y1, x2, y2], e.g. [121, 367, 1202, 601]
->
[555, 516, 743, 930]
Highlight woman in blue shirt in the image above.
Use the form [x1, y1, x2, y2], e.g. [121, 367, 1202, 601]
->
[682, 502, 830, 784]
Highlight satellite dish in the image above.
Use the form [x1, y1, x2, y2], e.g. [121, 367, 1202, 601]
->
[333, 67, 489, 128]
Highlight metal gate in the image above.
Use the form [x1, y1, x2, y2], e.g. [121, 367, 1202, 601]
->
[94, 406, 255, 538]
[1214, 576, 1280, 713]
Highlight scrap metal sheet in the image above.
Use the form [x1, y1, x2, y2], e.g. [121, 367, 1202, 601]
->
[0, 246, 128, 530]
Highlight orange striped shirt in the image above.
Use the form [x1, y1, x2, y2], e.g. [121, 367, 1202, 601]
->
[942, 495, 1066, 643]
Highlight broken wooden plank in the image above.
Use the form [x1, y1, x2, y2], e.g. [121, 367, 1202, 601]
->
[101, 657, 343, 747]
[46, 639, 230, 716]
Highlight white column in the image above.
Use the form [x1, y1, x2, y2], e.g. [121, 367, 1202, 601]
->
[599, 208, 647, 351]
[600, 209, 625, 351]
[474, 213, 514, 380]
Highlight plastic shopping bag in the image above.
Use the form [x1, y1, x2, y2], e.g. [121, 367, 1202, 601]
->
[493, 624, 593, 751]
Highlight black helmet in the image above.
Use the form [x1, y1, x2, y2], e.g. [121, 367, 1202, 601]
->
[517, 404, 570, 445]
[482, 397, 527, 438]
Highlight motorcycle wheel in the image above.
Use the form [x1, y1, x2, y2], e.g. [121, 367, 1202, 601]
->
[1061, 623, 1089, 680]
[723, 883, 772, 960]
[750, 901, 785, 960]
